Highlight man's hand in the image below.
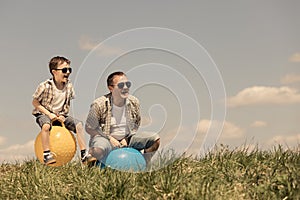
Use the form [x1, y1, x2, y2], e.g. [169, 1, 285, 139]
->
[119, 139, 128, 147]
[109, 137, 122, 148]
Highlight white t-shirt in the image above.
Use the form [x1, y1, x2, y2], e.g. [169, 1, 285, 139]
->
[110, 103, 129, 140]
[52, 84, 66, 114]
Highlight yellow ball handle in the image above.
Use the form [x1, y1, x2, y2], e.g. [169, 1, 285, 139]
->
[51, 118, 66, 128]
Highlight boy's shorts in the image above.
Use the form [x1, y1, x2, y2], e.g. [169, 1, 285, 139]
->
[35, 114, 82, 133]
[89, 132, 160, 160]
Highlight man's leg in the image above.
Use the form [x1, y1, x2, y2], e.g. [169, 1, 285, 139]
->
[89, 135, 112, 166]
[129, 132, 160, 166]
[144, 138, 160, 164]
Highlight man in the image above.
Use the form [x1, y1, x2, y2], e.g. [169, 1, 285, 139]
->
[85, 71, 160, 166]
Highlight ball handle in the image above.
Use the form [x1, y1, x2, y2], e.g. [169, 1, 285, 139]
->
[51, 118, 66, 128]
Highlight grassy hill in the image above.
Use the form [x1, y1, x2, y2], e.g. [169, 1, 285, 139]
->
[0, 145, 299, 199]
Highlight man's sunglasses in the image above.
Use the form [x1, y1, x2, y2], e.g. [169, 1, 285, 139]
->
[113, 81, 132, 89]
[54, 67, 72, 73]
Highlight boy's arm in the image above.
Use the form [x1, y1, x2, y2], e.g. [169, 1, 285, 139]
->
[32, 98, 57, 120]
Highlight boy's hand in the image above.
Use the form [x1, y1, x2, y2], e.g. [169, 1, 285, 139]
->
[48, 113, 57, 120]
[57, 115, 65, 122]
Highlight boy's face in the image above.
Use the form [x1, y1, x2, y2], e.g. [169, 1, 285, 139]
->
[109, 75, 130, 100]
[52, 61, 71, 84]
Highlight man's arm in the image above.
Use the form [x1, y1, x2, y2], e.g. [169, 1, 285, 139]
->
[85, 102, 107, 138]
[85, 125, 103, 138]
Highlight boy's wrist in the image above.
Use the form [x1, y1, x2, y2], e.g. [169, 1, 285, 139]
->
[47, 112, 56, 118]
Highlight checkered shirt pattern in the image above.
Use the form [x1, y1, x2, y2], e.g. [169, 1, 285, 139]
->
[32, 79, 75, 115]
[85, 93, 141, 138]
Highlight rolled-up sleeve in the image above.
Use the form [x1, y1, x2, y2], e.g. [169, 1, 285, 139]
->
[32, 82, 45, 101]
[86, 102, 101, 130]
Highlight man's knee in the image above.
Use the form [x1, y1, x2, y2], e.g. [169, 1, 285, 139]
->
[91, 147, 106, 161]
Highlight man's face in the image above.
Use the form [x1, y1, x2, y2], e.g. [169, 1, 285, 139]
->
[52, 61, 71, 84]
[109, 75, 131, 100]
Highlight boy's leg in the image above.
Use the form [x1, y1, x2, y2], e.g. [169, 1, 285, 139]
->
[64, 116, 86, 151]
[41, 123, 51, 151]
[36, 114, 56, 165]
[75, 122, 86, 151]
[64, 116, 96, 164]
[76, 122, 97, 165]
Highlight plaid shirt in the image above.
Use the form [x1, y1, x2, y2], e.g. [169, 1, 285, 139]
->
[85, 93, 141, 138]
[32, 78, 75, 115]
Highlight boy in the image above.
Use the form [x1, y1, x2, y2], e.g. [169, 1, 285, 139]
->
[32, 56, 95, 165]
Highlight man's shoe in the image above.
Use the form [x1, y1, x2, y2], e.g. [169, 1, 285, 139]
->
[44, 152, 56, 165]
[81, 153, 97, 166]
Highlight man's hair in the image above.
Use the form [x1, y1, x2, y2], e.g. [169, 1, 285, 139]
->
[107, 71, 125, 87]
[49, 56, 71, 75]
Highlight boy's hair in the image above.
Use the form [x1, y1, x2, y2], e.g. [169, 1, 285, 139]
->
[107, 71, 125, 87]
[49, 56, 71, 76]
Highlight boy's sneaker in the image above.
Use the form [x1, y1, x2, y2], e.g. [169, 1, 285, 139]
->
[81, 153, 97, 166]
[44, 152, 56, 165]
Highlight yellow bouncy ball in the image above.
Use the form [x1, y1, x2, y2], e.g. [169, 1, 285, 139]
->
[34, 119, 77, 166]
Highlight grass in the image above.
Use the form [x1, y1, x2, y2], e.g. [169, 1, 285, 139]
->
[0, 145, 299, 199]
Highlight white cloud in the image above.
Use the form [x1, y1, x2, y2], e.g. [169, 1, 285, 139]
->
[266, 134, 300, 149]
[289, 52, 300, 63]
[0, 140, 35, 163]
[221, 121, 245, 139]
[183, 119, 242, 154]
[198, 119, 244, 139]
[280, 74, 300, 84]
[0, 136, 6, 145]
[159, 126, 195, 147]
[78, 35, 98, 50]
[78, 35, 123, 56]
[250, 120, 267, 128]
[227, 86, 300, 107]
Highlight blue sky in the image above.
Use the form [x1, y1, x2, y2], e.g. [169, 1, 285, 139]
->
[0, 1, 300, 162]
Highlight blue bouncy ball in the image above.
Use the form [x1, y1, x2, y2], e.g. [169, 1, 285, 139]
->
[105, 147, 146, 172]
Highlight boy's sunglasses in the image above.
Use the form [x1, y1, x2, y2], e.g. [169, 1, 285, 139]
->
[54, 67, 72, 73]
[113, 81, 131, 89]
